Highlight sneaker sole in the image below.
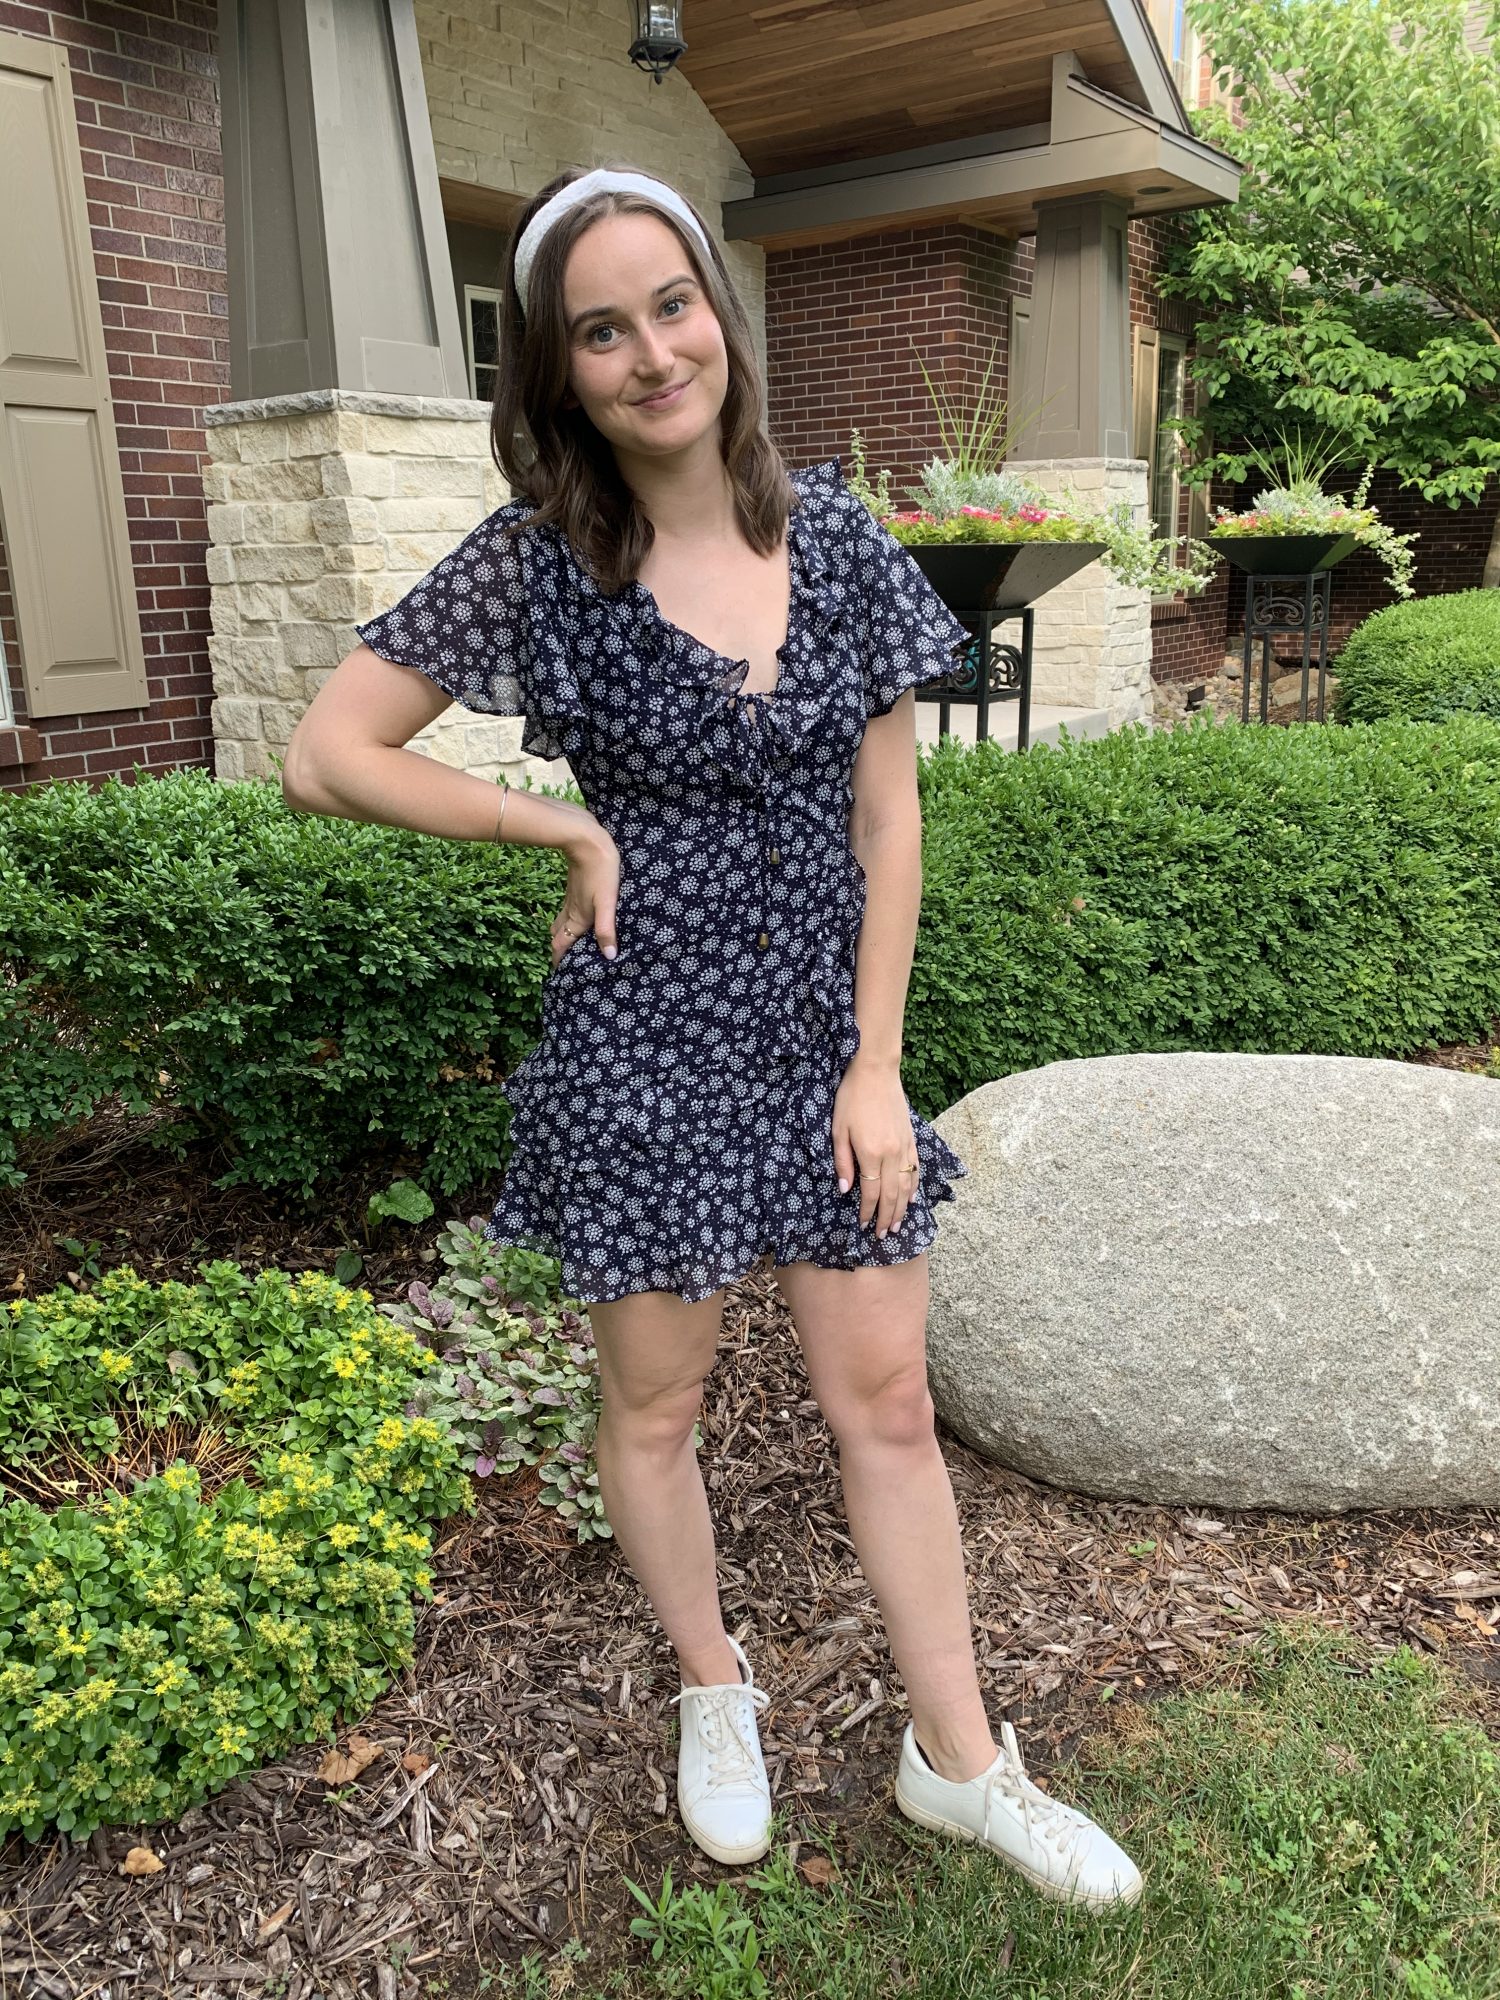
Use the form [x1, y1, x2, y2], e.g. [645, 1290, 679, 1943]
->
[894, 1779, 1143, 1910]
[678, 1815, 772, 1867]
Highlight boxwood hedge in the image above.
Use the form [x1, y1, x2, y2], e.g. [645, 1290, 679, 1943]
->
[3, 717, 1497, 1196]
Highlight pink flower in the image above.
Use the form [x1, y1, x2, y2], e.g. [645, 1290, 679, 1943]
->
[1016, 505, 1051, 523]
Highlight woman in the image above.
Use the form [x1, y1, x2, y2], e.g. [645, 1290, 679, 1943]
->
[282, 164, 1142, 1909]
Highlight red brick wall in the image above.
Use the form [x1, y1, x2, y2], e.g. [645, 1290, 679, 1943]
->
[0, 0, 224, 794]
[766, 224, 1033, 505]
[765, 216, 1245, 693]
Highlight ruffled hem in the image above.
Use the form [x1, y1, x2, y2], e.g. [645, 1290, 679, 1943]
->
[485, 1102, 967, 1309]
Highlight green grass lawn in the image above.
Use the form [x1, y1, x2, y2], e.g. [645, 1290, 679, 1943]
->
[485, 1617, 1498, 2000]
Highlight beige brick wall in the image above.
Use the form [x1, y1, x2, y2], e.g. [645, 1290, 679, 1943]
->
[417, 0, 766, 369]
[1006, 460, 1155, 726]
[203, 391, 575, 789]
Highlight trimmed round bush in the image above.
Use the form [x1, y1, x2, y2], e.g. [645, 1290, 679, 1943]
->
[0, 1263, 471, 1842]
[1333, 590, 1500, 724]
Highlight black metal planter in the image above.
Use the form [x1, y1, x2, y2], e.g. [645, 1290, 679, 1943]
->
[1206, 534, 1361, 724]
[908, 541, 1107, 751]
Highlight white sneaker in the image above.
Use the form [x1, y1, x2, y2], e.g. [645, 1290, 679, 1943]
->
[668, 1635, 772, 1866]
[895, 1719, 1144, 1910]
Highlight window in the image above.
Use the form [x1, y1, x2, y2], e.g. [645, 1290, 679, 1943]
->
[1133, 324, 1203, 595]
[1147, 0, 1205, 108]
[464, 285, 503, 403]
[1150, 333, 1187, 548]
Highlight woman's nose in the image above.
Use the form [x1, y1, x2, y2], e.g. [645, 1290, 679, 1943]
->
[636, 321, 674, 374]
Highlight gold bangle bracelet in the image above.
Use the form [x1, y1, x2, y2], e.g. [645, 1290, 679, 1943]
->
[493, 782, 511, 843]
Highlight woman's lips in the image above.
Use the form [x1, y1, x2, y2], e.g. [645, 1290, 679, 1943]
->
[634, 380, 689, 409]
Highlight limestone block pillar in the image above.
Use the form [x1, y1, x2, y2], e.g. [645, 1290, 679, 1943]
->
[1006, 458, 1153, 728]
[201, 388, 571, 788]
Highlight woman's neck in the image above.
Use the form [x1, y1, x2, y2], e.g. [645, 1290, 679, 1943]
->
[616, 434, 737, 547]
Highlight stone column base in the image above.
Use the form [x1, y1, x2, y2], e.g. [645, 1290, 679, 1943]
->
[1007, 457, 1153, 728]
[201, 389, 574, 788]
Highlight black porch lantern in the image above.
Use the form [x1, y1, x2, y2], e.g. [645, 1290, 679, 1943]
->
[629, 1, 687, 83]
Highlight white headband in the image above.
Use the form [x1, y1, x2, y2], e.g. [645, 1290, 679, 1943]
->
[513, 168, 714, 317]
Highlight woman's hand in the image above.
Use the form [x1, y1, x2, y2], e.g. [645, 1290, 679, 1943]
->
[831, 1052, 919, 1240]
[550, 822, 623, 971]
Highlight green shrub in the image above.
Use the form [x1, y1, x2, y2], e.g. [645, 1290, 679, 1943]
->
[903, 715, 1500, 1124]
[0, 769, 574, 1197]
[0, 1262, 471, 1842]
[1333, 590, 1500, 724]
[6, 721, 1500, 1207]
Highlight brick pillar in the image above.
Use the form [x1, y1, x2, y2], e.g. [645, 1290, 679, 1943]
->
[201, 388, 566, 786]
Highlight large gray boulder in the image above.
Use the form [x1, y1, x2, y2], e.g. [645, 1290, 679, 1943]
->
[927, 1052, 1499, 1513]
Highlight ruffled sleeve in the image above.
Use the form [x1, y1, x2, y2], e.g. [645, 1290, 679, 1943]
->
[354, 501, 586, 764]
[843, 495, 971, 721]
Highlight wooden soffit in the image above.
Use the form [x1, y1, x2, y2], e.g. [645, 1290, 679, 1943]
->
[678, 0, 1191, 180]
[718, 49, 1242, 249]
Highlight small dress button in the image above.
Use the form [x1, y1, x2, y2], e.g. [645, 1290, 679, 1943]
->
[757, 931, 769, 949]
[769, 848, 782, 865]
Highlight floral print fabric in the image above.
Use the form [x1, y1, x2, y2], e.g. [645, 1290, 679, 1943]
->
[355, 459, 971, 1305]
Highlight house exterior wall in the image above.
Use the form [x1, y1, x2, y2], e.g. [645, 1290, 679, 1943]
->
[416, 0, 765, 372]
[0, 0, 226, 792]
[766, 225, 1031, 497]
[204, 392, 543, 786]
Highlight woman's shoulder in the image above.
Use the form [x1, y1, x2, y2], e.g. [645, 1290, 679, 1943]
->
[788, 457, 895, 566]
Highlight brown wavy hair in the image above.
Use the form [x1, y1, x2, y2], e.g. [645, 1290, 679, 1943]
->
[489, 163, 797, 595]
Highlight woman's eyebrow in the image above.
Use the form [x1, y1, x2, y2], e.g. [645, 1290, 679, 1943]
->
[567, 274, 698, 334]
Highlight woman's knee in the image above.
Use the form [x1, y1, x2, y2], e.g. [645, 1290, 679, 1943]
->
[825, 1363, 936, 1453]
[598, 1374, 705, 1455]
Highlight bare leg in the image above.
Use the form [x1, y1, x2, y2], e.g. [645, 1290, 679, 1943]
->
[589, 1285, 740, 1689]
[774, 1254, 999, 1783]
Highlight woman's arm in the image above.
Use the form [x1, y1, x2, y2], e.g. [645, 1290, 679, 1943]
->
[837, 691, 927, 1237]
[848, 690, 925, 1068]
[282, 643, 595, 853]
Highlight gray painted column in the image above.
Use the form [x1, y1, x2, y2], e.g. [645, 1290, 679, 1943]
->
[217, 0, 468, 401]
[1010, 193, 1131, 461]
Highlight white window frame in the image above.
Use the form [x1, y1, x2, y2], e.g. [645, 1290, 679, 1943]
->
[1151, 328, 1190, 582]
[463, 284, 503, 403]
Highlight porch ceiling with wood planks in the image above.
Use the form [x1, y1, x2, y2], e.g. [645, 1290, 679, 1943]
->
[677, 0, 1178, 179]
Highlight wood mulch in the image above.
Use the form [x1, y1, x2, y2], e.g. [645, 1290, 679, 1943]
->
[2, 1032, 1497, 2000]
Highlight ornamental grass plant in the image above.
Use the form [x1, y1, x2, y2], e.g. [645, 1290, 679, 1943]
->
[0, 1263, 470, 1842]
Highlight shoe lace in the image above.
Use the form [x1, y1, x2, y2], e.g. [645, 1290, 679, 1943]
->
[670, 1680, 771, 1792]
[982, 1721, 1083, 1859]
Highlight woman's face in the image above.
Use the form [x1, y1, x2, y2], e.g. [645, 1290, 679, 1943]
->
[560, 210, 729, 464]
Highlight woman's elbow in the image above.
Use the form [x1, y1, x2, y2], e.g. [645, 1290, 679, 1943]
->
[280, 724, 325, 813]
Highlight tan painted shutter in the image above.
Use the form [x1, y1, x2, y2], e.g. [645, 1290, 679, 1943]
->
[1131, 323, 1161, 464]
[1008, 294, 1032, 432]
[0, 31, 149, 719]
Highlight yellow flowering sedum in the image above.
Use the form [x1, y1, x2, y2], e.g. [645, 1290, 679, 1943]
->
[2, 1257, 468, 1844]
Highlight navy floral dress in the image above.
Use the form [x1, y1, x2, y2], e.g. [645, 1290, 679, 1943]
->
[355, 459, 970, 1305]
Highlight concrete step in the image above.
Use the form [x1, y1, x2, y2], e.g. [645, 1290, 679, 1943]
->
[914, 698, 1113, 753]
